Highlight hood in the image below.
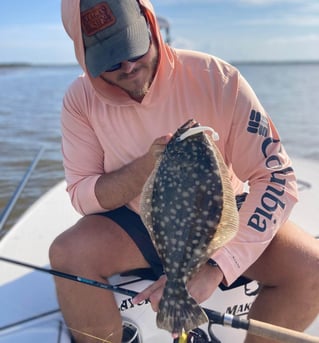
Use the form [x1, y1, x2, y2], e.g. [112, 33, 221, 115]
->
[61, 0, 174, 105]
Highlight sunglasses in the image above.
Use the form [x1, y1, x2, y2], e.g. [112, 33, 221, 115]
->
[104, 53, 147, 73]
[104, 35, 152, 73]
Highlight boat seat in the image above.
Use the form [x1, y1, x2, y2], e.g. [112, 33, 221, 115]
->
[120, 268, 253, 291]
[120, 268, 158, 281]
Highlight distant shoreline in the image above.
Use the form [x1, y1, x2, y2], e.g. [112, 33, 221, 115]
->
[232, 60, 319, 66]
[0, 63, 31, 68]
[0, 63, 78, 68]
[1, 60, 319, 69]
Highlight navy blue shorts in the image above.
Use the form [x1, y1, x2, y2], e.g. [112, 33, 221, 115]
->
[98, 193, 248, 286]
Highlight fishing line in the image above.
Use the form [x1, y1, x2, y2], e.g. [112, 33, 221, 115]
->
[68, 321, 140, 343]
[68, 326, 113, 343]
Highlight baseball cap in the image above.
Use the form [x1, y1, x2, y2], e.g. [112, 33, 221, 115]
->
[80, 0, 150, 77]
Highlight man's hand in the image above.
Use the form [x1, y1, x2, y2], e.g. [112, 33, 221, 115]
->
[133, 274, 167, 312]
[146, 134, 172, 164]
[186, 263, 224, 304]
[132, 263, 224, 312]
[95, 134, 172, 210]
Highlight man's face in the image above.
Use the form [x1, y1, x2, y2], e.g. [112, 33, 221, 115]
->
[100, 37, 158, 102]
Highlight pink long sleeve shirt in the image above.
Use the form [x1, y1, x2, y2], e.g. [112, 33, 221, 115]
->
[61, 0, 298, 285]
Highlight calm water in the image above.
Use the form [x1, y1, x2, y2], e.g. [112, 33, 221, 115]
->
[0, 62, 319, 234]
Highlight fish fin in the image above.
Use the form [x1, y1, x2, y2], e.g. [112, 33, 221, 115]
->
[206, 134, 239, 252]
[140, 155, 163, 234]
[156, 285, 208, 335]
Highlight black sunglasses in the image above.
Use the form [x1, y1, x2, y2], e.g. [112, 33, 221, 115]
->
[104, 52, 148, 73]
[104, 33, 152, 73]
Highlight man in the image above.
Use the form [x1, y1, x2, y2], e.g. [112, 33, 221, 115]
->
[50, 0, 319, 342]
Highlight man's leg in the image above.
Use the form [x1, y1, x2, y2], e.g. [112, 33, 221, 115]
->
[243, 221, 319, 343]
[49, 215, 150, 343]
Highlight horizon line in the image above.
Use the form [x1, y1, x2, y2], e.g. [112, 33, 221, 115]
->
[1, 60, 319, 68]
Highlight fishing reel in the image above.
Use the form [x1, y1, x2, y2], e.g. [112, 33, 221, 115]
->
[177, 323, 222, 343]
[121, 320, 213, 343]
[178, 328, 209, 343]
[122, 320, 141, 343]
[121, 319, 221, 343]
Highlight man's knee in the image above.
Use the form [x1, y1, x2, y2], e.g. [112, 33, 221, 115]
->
[49, 230, 72, 269]
[302, 237, 319, 297]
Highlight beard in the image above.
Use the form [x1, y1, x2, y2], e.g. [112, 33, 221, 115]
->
[102, 53, 159, 102]
[120, 54, 159, 100]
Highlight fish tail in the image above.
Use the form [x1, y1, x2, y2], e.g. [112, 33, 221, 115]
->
[156, 283, 208, 335]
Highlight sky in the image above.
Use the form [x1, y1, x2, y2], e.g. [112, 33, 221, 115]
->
[0, 0, 318, 65]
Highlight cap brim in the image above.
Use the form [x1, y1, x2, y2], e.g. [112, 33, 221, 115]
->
[85, 16, 149, 78]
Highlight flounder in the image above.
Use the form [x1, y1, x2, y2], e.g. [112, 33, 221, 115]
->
[140, 119, 239, 335]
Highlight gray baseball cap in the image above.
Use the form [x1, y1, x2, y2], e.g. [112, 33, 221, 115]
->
[80, 0, 150, 77]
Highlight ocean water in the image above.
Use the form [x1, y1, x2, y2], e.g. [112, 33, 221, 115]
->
[0, 62, 319, 233]
[235, 62, 319, 160]
[0, 65, 81, 233]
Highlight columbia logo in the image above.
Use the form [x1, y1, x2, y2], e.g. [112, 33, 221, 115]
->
[247, 110, 268, 137]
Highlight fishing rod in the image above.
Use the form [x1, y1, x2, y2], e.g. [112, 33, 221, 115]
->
[1, 256, 319, 343]
[0, 256, 136, 298]
[0, 147, 45, 235]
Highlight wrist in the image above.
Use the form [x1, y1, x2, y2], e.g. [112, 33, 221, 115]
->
[206, 258, 219, 268]
[207, 259, 224, 286]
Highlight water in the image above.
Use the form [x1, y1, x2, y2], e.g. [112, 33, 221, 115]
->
[0, 62, 319, 234]
[0, 65, 81, 233]
[234, 62, 319, 160]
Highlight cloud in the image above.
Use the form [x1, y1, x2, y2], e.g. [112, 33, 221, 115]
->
[240, 15, 319, 27]
[0, 23, 75, 64]
[268, 34, 319, 44]
[171, 37, 196, 50]
[263, 34, 319, 61]
[239, 0, 309, 5]
[154, 0, 221, 3]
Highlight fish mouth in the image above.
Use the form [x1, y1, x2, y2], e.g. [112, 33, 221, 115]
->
[164, 119, 201, 158]
[176, 119, 200, 137]
[173, 119, 200, 143]
[175, 119, 219, 142]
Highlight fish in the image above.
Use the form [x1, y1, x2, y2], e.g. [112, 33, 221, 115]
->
[140, 119, 239, 336]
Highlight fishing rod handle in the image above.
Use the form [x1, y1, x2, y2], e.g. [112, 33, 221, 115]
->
[205, 308, 319, 343]
[248, 319, 319, 343]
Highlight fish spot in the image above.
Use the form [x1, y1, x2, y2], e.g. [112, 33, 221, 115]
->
[182, 191, 190, 197]
[193, 248, 202, 256]
[167, 288, 174, 295]
[164, 216, 170, 223]
[171, 238, 177, 245]
[170, 208, 177, 215]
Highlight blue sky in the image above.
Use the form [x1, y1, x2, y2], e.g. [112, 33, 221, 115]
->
[1, 0, 318, 64]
